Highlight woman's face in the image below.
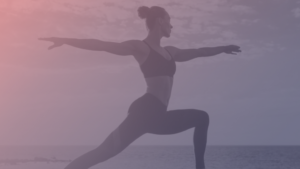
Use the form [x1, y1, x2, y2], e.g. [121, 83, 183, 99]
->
[160, 13, 173, 38]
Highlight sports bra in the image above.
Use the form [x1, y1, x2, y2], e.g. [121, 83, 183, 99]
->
[140, 41, 176, 78]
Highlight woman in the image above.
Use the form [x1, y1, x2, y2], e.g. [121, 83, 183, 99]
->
[39, 6, 241, 169]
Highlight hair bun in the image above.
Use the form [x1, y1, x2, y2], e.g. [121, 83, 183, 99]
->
[138, 6, 150, 19]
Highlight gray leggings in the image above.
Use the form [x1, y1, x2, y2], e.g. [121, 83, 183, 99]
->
[65, 93, 209, 169]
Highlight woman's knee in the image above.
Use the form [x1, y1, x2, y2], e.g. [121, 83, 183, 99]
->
[192, 109, 209, 126]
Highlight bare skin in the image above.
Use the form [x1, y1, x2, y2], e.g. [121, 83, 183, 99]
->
[39, 11, 241, 169]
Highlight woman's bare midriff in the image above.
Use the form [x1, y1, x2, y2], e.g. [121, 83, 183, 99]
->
[144, 76, 173, 107]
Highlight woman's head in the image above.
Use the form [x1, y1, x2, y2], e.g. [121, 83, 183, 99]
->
[138, 6, 173, 38]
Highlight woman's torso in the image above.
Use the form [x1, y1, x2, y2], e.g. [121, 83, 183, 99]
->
[133, 40, 176, 107]
[145, 76, 173, 106]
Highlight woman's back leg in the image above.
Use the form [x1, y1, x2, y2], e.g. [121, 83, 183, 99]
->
[64, 113, 147, 169]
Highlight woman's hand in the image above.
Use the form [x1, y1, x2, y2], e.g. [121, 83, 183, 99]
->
[223, 45, 241, 55]
[39, 37, 65, 50]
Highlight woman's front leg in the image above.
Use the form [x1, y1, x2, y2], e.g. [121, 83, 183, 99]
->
[147, 109, 209, 169]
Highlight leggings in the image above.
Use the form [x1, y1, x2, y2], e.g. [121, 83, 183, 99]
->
[65, 93, 209, 169]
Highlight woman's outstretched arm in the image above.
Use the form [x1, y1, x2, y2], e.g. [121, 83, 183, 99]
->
[165, 45, 242, 62]
[39, 37, 142, 56]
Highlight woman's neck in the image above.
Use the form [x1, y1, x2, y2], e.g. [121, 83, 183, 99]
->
[145, 30, 163, 47]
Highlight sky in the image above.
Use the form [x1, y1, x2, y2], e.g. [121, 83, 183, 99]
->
[0, 0, 300, 146]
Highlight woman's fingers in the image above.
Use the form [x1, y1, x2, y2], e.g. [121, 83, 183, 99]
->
[39, 37, 63, 50]
[48, 45, 55, 50]
[224, 46, 241, 54]
[225, 51, 236, 55]
[228, 45, 241, 53]
[48, 43, 61, 50]
[39, 37, 59, 43]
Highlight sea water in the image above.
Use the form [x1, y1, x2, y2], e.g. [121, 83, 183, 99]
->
[0, 145, 299, 169]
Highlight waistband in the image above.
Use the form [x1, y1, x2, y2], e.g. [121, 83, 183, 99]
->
[128, 92, 168, 114]
[143, 92, 167, 110]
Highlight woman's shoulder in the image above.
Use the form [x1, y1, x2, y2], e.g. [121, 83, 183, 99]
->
[164, 45, 180, 58]
[128, 39, 150, 65]
[126, 39, 149, 53]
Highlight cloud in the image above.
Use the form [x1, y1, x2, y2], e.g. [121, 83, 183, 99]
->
[292, 7, 300, 18]
[218, 20, 238, 26]
[230, 5, 256, 15]
[240, 19, 260, 25]
[221, 30, 237, 39]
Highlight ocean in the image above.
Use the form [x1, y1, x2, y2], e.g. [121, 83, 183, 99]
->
[0, 145, 299, 169]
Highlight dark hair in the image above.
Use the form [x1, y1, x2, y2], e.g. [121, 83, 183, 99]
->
[138, 6, 167, 30]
